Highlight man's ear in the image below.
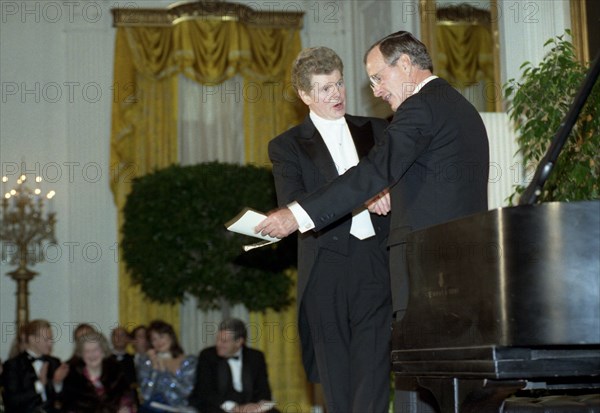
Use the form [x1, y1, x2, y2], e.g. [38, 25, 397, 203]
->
[399, 54, 412, 72]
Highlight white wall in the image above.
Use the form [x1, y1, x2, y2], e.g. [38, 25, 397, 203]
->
[498, 0, 572, 86]
[0, 0, 572, 362]
[0, 0, 120, 361]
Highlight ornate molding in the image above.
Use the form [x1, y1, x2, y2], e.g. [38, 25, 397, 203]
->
[437, 4, 492, 26]
[111, 1, 304, 29]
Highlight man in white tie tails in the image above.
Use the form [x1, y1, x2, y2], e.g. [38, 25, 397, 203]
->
[266, 47, 392, 413]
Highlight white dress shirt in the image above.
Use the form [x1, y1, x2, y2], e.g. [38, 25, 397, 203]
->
[26, 350, 47, 401]
[221, 350, 243, 412]
[227, 351, 243, 392]
[290, 112, 375, 239]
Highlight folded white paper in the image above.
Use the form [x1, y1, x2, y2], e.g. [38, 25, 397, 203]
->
[225, 208, 280, 251]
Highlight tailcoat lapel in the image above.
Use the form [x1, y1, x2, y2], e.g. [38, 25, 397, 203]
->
[217, 358, 231, 395]
[347, 118, 375, 159]
[296, 116, 375, 183]
[296, 117, 339, 182]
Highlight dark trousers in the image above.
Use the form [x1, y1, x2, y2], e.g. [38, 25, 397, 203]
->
[303, 236, 392, 413]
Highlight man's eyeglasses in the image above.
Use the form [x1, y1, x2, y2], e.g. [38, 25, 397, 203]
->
[368, 58, 399, 89]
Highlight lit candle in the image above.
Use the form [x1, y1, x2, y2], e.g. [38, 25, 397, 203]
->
[46, 190, 56, 214]
[34, 188, 42, 206]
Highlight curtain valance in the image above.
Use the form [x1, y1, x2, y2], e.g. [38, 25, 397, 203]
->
[110, 6, 304, 195]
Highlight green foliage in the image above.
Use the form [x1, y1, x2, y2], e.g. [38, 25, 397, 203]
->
[121, 162, 296, 312]
[504, 31, 600, 203]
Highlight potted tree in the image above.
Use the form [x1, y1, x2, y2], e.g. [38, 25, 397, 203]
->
[504, 31, 599, 203]
[121, 162, 296, 312]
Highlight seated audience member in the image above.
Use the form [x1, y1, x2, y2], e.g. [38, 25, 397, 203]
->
[131, 325, 149, 371]
[189, 318, 278, 413]
[68, 323, 97, 365]
[2, 319, 69, 413]
[73, 323, 97, 341]
[138, 320, 197, 412]
[111, 327, 138, 397]
[62, 331, 136, 413]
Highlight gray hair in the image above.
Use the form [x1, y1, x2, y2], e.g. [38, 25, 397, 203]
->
[364, 31, 433, 72]
[291, 46, 344, 93]
[219, 318, 247, 341]
[75, 331, 111, 359]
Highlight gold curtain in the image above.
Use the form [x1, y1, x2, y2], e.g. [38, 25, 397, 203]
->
[111, 29, 181, 333]
[110, 14, 307, 408]
[436, 23, 496, 111]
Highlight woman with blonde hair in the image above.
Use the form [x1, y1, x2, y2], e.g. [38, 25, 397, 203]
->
[63, 331, 136, 413]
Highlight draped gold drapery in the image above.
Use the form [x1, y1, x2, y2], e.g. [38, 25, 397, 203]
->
[110, 5, 308, 408]
[111, 28, 181, 333]
[435, 23, 496, 111]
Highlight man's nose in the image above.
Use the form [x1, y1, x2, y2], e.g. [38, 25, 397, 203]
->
[371, 84, 384, 98]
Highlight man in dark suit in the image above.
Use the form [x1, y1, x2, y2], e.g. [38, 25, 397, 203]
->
[256, 31, 489, 412]
[110, 326, 139, 406]
[2, 319, 69, 413]
[267, 47, 392, 413]
[188, 319, 277, 413]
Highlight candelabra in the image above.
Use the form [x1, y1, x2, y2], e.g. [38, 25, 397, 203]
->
[1, 174, 57, 328]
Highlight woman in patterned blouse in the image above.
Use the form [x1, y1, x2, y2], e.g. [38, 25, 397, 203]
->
[137, 320, 197, 412]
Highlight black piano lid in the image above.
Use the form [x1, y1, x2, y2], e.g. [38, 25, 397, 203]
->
[393, 200, 600, 379]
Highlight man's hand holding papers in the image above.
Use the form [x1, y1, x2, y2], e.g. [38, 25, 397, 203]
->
[254, 207, 299, 239]
[226, 208, 282, 251]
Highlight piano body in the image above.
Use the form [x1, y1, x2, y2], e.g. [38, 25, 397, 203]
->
[392, 200, 600, 412]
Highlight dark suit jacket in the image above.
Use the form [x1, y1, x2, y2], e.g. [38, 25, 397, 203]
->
[110, 352, 138, 405]
[110, 352, 136, 387]
[269, 114, 390, 379]
[188, 346, 274, 413]
[298, 79, 489, 312]
[2, 352, 63, 413]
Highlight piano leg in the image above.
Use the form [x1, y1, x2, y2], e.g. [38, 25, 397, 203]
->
[394, 377, 438, 413]
[416, 378, 526, 413]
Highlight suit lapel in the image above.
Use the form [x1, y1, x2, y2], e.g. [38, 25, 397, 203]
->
[241, 348, 253, 400]
[16, 352, 40, 392]
[217, 357, 231, 395]
[347, 116, 374, 159]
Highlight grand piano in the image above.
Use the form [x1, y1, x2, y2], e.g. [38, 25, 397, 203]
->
[391, 52, 600, 412]
[392, 200, 600, 412]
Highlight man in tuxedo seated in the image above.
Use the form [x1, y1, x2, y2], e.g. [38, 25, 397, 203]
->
[2, 319, 69, 413]
[189, 319, 278, 413]
[110, 326, 139, 405]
